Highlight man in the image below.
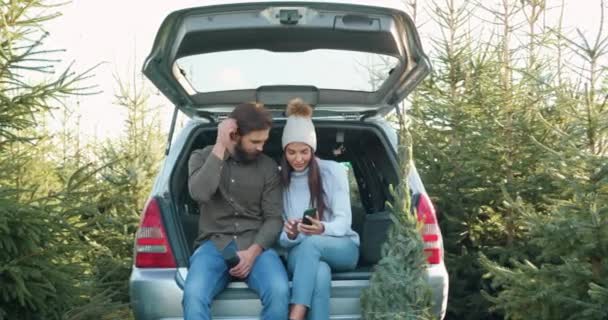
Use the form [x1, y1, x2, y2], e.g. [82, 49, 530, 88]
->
[183, 102, 288, 320]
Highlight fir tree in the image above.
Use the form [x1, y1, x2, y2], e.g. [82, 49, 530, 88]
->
[88, 69, 165, 303]
[409, 0, 566, 318]
[0, 1, 122, 318]
[360, 107, 434, 319]
[481, 1, 608, 318]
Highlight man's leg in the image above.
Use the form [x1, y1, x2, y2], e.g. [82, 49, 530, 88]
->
[182, 241, 231, 320]
[246, 249, 290, 320]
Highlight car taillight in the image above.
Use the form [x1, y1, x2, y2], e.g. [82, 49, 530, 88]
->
[135, 198, 176, 268]
[416, 193, 443, 265]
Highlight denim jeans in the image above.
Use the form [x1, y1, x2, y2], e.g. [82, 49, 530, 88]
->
[287, 235, 359, 320]
[183, 240, 289, 320]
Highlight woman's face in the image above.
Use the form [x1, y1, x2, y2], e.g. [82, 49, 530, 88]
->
[285, 142, 312, 172]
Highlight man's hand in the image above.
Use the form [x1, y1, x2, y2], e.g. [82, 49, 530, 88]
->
[213, 118, 238, 159]
[298, 216, 325, 235]
[283, 218, 301, 240]
[229, 244, 262, 279]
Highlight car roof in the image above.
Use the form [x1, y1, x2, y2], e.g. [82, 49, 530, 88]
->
[168, 0, 410, 13]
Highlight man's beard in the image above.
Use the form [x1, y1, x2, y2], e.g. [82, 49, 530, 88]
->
[233, 141, 260, 164]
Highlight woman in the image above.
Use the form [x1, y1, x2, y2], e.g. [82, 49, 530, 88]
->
[278, 98, 360, 320]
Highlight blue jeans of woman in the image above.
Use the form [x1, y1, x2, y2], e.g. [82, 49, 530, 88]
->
[183, 240, 289, 320]
[287, 235, 359, 320]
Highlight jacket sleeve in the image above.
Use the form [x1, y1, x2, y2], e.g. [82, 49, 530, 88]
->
[321, 163, 353, 237]
[188, 147, 223, 203]
[278, 229, 305, 248]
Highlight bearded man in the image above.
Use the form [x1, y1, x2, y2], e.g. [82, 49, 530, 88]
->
[183, 102, 289, 320]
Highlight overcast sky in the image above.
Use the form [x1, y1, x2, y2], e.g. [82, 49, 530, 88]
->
[41, 0, 607, 141]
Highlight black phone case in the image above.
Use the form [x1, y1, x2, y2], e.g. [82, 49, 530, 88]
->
[302, 209, 316, 225]
[222, 247, 240, 268]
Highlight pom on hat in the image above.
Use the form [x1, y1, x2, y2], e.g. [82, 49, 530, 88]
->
[286, 98, 313, 118]
[282, 98, 317, 151]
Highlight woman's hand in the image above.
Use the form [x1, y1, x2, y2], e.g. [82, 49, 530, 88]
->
[298, 216, 325, 235]
[284, 218, 301, 240]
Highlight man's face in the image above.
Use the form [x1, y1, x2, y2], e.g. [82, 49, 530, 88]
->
[233, 129, 270, 163]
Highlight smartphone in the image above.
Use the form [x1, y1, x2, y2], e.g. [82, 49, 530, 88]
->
[302, 208, 317, 225]
[222, 245, 240, 268]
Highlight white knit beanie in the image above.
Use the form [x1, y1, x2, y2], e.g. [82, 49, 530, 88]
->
[281, 98, 317, 151]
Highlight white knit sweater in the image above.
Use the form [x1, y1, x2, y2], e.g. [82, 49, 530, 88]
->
[278, 159, 360, 248]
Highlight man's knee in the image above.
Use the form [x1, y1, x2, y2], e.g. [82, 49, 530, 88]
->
[183, 255, 227, 309]
[272, 276, 290, 296]
[260, 268, 289, 301]
[254, 250, 289, 298]
[183, 277, 214, 307]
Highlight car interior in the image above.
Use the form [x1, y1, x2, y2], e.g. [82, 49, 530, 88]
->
[170, 120, 402, 279]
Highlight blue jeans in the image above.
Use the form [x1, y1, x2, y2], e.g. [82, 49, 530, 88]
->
[287, 235, 359, 320]
[183, 240, 289, 320]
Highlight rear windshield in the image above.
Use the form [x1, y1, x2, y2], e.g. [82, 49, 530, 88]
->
[175, 49, 399, 93]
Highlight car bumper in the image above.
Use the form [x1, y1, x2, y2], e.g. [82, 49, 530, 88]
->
[130, 264, 448, 320]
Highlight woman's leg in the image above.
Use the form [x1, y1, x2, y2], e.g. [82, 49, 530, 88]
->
[307, 262, 331, 320]
[287, 243, 316, 320]
[288, 235, 359, 320]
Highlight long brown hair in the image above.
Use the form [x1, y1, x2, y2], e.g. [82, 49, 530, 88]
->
[281, 151, 326, 220]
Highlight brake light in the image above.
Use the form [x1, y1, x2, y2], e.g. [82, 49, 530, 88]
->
[416, 193, 443, 264]
[135, 198, 176, 268]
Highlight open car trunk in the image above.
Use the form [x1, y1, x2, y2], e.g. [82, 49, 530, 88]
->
[169, 119, 401, 317]
[144, 1, 431, 119]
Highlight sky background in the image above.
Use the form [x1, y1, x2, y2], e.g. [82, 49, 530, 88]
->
[41, 0, 607, 142]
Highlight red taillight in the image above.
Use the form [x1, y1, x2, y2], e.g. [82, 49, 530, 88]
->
[135, 198, 177, 268]
[416, 193, 443, 265]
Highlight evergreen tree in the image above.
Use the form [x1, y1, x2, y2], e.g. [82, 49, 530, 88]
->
[0, 1, 122, 318]
[407, 0, 569, 318]
[481, 2, 608, 318]
[361, 107, 434, 319]
[374, 0, 608, 318]
[411, 1, 502, 317]
[88, 70, 165, 303]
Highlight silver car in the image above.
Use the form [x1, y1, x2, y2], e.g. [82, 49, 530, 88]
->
[129, 1, 448, 319]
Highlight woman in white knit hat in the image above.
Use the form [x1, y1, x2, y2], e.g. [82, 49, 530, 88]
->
[278, 98, 360, 320]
